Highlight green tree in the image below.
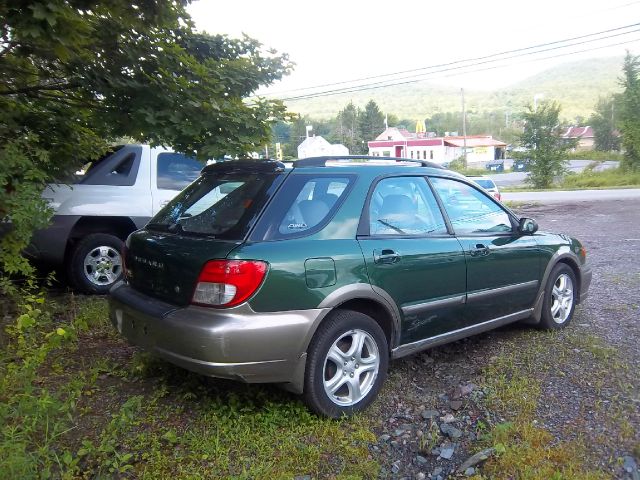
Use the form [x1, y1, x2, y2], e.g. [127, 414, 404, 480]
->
[619, 52, 640, 171]
[589, 96, 621, 152]
[358, 100, 385, 142]
[0, 0, 292, 289]
[518, 101, 574, 189]
[334, 101, 363, 154]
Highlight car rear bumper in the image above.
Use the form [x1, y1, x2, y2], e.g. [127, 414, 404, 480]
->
[109, 282, 328, 393]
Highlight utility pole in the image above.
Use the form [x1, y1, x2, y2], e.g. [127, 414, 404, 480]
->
[461, 88, 467, 167]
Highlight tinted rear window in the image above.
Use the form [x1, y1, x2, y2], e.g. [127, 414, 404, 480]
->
[147, 172, 284, 239]
[473, 179, 496, 189]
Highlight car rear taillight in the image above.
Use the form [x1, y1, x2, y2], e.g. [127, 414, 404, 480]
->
[192, 260, 268, 307]
[494, 192, 501, 201]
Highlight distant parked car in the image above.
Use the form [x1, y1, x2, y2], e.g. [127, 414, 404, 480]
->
[110, 155, 591, 417]
[469, 175, 501, 201]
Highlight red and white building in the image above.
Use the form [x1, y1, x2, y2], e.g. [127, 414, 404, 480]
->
[367, 127, 506, 167]
[561, 126, 595, 151]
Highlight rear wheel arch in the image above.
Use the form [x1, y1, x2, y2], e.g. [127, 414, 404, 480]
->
[64, 216, 138, 260]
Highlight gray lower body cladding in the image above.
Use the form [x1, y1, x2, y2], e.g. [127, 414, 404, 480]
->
[109, 283, 325, 393]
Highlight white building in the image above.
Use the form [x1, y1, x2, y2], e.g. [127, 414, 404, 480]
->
[297, 136, 349, 159]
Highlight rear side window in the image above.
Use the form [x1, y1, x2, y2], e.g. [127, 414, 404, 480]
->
[148, 172, 284, 240]
[157, 153, 203, 190]
[253, 175, 354, 240]
[79, 145, 142, 186]
[473, 178, 496, 189]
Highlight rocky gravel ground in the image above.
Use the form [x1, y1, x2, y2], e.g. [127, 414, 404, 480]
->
[366, 199, 640, 479]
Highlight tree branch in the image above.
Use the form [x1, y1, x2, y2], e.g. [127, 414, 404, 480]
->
[0, 81, 80, 96]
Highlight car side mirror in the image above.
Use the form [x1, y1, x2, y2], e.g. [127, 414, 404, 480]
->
[518, 217, 538, 234]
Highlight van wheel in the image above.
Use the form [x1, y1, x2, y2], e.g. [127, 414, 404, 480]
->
[68, 233, 124, 294]
[303, 310, 388, 418]
[539, 264, 577, 330]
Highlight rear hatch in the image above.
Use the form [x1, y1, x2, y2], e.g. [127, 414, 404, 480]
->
[126, 161, 286, 305]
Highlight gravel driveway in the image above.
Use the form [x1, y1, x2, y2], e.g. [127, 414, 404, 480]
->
[367, 199, 640, 479]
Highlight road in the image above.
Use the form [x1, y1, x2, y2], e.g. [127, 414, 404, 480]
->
[502, 188, 640, 203]
[490, 160, 619, 187]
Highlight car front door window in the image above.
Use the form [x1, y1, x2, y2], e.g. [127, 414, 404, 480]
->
[430, 178, 512, 235]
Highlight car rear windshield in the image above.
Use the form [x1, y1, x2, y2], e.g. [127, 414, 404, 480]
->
[473, 179, 496, 189]
[147, 171, 284, 240]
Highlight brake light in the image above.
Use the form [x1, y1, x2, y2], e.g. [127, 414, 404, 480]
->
[192, 260, 268, 307]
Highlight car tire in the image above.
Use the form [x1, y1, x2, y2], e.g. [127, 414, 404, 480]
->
[68, 233, 124, 294]
[538, 263, 577, 330]
[303, 310, 388, 418]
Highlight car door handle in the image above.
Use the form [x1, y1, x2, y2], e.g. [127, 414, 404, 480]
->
[373, 249, 401, 264]
[470, 243, 490, 257]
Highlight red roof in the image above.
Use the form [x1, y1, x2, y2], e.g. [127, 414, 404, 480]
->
[562, 126, 594, 139]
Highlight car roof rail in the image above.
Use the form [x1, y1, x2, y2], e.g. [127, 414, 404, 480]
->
[201, 159, 286, 175]
[294, 155, 446, 169]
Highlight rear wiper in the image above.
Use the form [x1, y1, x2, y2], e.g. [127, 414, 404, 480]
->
[167, 222, 184, 233]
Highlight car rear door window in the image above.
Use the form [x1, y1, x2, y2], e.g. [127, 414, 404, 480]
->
[368, 177, 448, 236]
[430, 177, 512, 235]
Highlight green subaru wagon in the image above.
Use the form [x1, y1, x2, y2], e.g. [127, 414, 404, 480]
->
[110, 156, 591, 417]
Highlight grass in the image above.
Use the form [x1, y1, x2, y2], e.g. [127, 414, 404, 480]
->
[0, 295, 379, 479]
[560, 167, 640, 189]
[469, 327, 637, 480]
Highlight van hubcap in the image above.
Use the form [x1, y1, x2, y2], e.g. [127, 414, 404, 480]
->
[323, 329, 379, 406]
[84, 246, 122, 286]
[551, 273, 574, 323]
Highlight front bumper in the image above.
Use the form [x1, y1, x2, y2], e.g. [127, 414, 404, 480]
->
[109, 283, 328, 393]
[579, 263, 592, 303]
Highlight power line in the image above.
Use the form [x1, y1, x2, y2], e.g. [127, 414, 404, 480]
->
[281, 37, 640, 102]
[258, 22, 640, 98]
[279, 31, 640, 101]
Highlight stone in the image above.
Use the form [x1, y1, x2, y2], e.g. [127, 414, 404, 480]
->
[464, 467, 475, 476]
[394, 428, 406, 437]
[391, 461, 401, 474]
[416, 473, 426, 480]
[379, 434, 391, 442]
[457, 447, 496, 473]
[440, 444, 456, 460]
[450, 400, 463, 411]
[391, 440, 399, 448]
[440, 413, 456, 423]
[416, 455, 428, 465]
[440, 423, 463, 439]
[432, 466, 443, 476]
[430, 447, 441, 456]
[421, 409, 440, 420]
[294, 476, 311, 480]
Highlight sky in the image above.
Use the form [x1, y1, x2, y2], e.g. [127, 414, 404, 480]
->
[187, 0, 640, 97]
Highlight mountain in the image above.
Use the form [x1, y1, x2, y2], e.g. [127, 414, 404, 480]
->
[283, 56, 624, 122]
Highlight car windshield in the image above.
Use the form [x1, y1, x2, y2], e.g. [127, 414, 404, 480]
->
[147, 171, 284, 240]
[473, 179, 496, 189]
